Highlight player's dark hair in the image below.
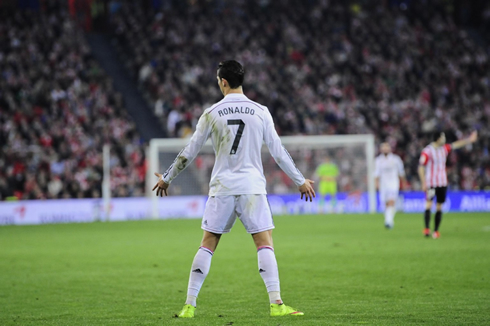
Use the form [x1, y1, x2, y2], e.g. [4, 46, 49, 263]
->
[218, 60, 245, 89]
[432, 131, 444, 142]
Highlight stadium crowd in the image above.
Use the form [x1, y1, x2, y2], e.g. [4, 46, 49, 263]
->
[110, 0, 490, 191]
[1, 0, 489, 201]
[0, 8, 146, 200]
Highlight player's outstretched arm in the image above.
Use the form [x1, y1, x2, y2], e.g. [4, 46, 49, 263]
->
[299, 179, 316, 202]
[152, 172, 169, 197]
[451, 131, 478, 150]
[159, 113, 211, 187]
[263, 110, 307, 188]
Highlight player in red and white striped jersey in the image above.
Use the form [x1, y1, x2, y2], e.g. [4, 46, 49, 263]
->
[418, 130, 477, 238]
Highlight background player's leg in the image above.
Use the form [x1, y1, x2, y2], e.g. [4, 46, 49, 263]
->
[318, 182, 328, 213]
[185, 231, 221, 307]
[329, 192, 337, 212]
[424, 199, 432, 237]
[318, 193, 326, 213]
[433, 203, 443, 238]
[434, 206, 442, 231]
[432, 188, 447, 239]
[329, 183, 338, 212]
[252, 230, 282, 304]
[385, 199, 395, 229]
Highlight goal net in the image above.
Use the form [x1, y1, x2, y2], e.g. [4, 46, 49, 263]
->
[147, 135, 376, 218]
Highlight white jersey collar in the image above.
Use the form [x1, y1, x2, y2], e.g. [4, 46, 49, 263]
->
[224, 93, 247, 99]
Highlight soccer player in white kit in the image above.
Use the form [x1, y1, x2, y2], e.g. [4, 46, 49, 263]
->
[418, 130, 477, 239]
[152, 60, 315, 318]
[374, 143, 405, 229]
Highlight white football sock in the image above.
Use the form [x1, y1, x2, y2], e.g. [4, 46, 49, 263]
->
[384, 208, 390, 225]
[385, 206, 395, 227]
[257, 246, 282, 303]
[185, 246, 213, 307]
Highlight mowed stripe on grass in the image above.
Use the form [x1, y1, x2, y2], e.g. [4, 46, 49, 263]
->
[0, 213, 489, 325]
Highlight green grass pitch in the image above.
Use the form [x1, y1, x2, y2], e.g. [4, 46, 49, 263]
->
[1, 213, 489, 325]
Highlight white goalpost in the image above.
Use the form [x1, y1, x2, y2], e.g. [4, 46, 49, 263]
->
[147, 134, 376, 218]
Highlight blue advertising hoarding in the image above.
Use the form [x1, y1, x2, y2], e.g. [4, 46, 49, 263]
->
[1, 191, 489, 225]
[266, 191, 490, 215]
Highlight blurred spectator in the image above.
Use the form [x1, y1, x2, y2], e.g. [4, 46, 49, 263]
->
[0, 7, 146, 200]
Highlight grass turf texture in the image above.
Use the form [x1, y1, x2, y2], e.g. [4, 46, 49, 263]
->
[0, 213, 489, 326]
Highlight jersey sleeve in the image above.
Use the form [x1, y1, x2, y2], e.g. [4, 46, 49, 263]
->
[444, 144, 452, 154]
[263, 109, 306, 187]
[162, 113, 211, 184]
[419, 151, 429, 166]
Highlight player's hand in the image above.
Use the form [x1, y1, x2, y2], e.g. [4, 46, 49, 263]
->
[468, 130, 478, 143]
[421, 182, 427, 192]
[152, 172, 169, 197]
[299, 179, 316, 202]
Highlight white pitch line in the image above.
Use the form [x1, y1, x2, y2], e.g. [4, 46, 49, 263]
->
[483, 225, 490, 232]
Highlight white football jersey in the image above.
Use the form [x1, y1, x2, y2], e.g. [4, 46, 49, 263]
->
[374, 153, 405, 190]
[162, 93, 305, 196]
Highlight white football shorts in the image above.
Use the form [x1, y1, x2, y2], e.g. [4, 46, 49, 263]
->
[201, 194, 274, 234]
[379, 187, 399, 203]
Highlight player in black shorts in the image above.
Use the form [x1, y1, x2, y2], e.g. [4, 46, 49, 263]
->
[418, 131, 477, 239]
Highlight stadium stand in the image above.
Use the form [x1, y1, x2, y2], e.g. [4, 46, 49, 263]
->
[110, 0, 490, 191]
[0, 8, 146, 200]
[1, 1, 489, 201]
